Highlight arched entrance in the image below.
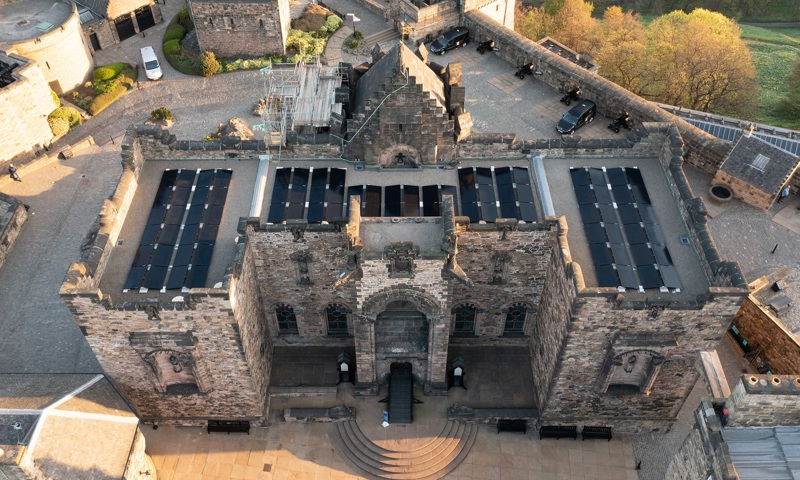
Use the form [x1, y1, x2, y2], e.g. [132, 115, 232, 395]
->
[355, 287, 449, 395]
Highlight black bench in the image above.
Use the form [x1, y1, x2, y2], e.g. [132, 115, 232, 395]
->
[539, 425, 577, 440]
[207, 420, 250, 435]
[497, 419, 527, 434]
[582, 426, 612, 441]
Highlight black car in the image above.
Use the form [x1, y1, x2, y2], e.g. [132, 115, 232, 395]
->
[557, 100, 596, 134]
[429, 27, 470, 55]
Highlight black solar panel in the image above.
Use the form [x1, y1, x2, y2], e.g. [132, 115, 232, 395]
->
[175, 169, 196, 188]
[143, 266, 168, 289]
[574, 185, 596, 205]
[659, 265, 681, 289]
[124, 266, 147, 290]
[594, 185, 613, 205]
[579, 204, 601, 223]
[186, 264, 209, 288]
[610, 243, 631, 266]
[140, 224, 160, 245]
[208, 187, 229, 206]
[198, 224, 219, 243]
[606, 168, 628, 186]
[173, 244, 194, 266]
[630, 243, 655, 266]
[307, 169, 328, 223]
[599, 204, 618, 224]
[623, 223, 648, 244]
[179, 223, 200, 245]
[325, 169, 346, 222]
[519, 202, 537, 222]
[604, 223, 624, 244]
[403, 186, 420, 217]
[584, 223, 607, 244]
[631, 185, 651, 205]
[347, 186, 363, 210]
[458, 168, 478, 204]
[196, 170, 213, 189]
[637, 264, 662, 289]
[193, 186, 210, 206]
[596, 264, 619, 287]
[611, 184, 634, 204]
[618, 204, 640, 224]
[213, 169, 232, 187]
[163, 205, 185, 225]
[132, 245, 154, 267]
[158, 225, 180, 245]
[147, 205, 167, 225]
[171, 187, 191, 206]
[185, 204, 204, 224]
[267, 168, 292, 223]
[384, 185, 402, 217]
[652, 244, 672, 265]
[151, 244, 174, 267]
[153, 185, 172, 207]
[589, 242, 613, 266]
[570, 168, 591, 186]
[165, 266, 189, 290]
[638, 204, 658, 224]
[422, 185, 441, 216]
[644, 223, 665, 244]
[516, 183, 536, 204]
[617, 265, 638, 289]
[193, 243, 215, 266]
[287, 168, 309, 216]
[589, 168, 606, 186]
[626, 168, 645, 187]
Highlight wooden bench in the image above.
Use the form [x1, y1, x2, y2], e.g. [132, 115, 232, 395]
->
[582, 426, 612, 441]
[539, 425, 577, 440]
[497, 419, 527, 434]
[207, 420, 250, 435]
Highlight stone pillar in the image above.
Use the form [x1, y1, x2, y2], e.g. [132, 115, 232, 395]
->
[425, 314, 449, 395]
[354, 314, 378, 395]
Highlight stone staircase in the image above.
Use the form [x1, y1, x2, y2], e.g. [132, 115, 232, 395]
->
[362, 28, 401, 50]
[334, 419, 477, 479]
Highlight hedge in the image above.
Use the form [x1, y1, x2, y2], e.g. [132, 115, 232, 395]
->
[48, 107, 81, 127]
[88, 68, 136, 115]
[163, 39, 182, 55]
[48, 117, 69, 136]
[164, 24, 186, 43]
[93, 62, 128, 82]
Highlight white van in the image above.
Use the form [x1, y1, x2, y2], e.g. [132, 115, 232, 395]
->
[140, 46, 162, 81]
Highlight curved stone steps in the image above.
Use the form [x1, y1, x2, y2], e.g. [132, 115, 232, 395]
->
[334, 419, 477, 480]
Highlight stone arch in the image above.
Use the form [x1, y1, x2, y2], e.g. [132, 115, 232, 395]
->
[602, 349, 664, 395]
[143, 349, 209, 395]
[360, 285, 443, 320]
[378, 144, 422, 168]
[496, 300, 535, 336]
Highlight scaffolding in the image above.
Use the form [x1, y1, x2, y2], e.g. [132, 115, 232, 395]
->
[259, 58, 347, 149]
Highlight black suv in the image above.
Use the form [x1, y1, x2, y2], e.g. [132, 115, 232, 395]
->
[557, 100, 596, 134]
[429, 27, 470, 55]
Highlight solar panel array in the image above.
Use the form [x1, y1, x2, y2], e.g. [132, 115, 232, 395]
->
[124, 168, 232, 292]
[345, 184, 459, 217]
[267, 167, 346, 223]
[685, 118, 800, 156]
[457, 167, 537, 223]
[571, 167, 681, 291]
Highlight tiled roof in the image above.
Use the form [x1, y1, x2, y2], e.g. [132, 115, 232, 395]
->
[719, 134, 800, 195]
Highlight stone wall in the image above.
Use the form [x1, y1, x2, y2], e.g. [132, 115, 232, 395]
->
[8, 2, 92, 94]
[190, 0, 290, 57]
[664, 399, 737, 480]
[462, 11, 731, 174]
[0, 193, 28, 271]
[731, 296, 800, 374]
[0, 54, 56, 162]
[398, 0, 459, 42]
[526, 218, 574, 409]
[345, 72, 456, 165]
[541, 291, 745, 432]
[122, 428, 153, 480]
[726, 374, 800, 427]
[711, 169, 773, 210]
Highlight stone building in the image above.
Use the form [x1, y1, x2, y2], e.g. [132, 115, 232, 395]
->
[61, 41, 749, 433]
[77, 0, 163, 52]
[188, 0, 291, 57]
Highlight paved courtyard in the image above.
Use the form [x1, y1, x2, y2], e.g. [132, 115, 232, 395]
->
[2, 0, 800, 479]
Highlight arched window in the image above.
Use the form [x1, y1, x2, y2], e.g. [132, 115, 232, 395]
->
[145, 351, 202, 395]
[326, 304, 349, 336]
[275, 304, 298, 333]
[504, 303, 527, 336]
[452, 304, 476, 336]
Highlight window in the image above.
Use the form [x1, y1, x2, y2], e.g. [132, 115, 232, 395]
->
[452, 304, 476, 335]
[750, 153, 770, 172]
[259, 19, 265, 28]
[326, 304, 349, 336]
[504, 303, 527, 335]
[276, 304, 298, 333]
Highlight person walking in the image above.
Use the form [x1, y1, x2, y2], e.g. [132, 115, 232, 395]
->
[777, 185, 789, 203]
[8, 164, 21, 182]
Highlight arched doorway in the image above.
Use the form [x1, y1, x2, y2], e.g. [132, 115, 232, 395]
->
[375, 300, 429, 355]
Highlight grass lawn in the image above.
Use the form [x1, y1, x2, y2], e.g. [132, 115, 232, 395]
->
[740, 24, 800, 45]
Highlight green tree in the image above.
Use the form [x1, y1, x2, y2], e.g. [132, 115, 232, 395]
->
[645, 9, 757, 115]
[595, 7, 650, 95]
[200, 51, 220, 77]
[551, 0, 602, 56]
[515, 4, 558, 42]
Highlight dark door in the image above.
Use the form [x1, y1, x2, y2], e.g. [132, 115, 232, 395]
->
[135, 6, 156, 32]
[388, 362, 413, 424]
[114, 15, 136, 42]
[89, 33, 101, 51]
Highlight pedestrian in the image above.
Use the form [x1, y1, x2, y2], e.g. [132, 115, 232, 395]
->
[777, 185, 789, 203]
[8, 164, 21, 182]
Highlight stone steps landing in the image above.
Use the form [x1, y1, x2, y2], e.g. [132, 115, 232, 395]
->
[334, 419, 477, 479]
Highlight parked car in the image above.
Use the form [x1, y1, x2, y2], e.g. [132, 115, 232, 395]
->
[140, 46, 162, 81]
[557, 100, 596, 134]
[429, 27, 470, 55]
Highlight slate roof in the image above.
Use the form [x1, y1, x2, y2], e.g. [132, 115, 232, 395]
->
[77, 0, 152, 20]
[724, 427, 800, 480]
[354, 43, 446, 116]
[719, 134, 800, 195]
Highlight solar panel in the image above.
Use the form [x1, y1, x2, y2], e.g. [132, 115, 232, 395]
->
[637, 264, 662, 289]
[346, 186, 363, 210]
[652, 244, 673, 265]
[500, 202, 519, 219]
[179, 223, 200, 245]
[153, 185, 172, 207]
[147, 205, 167, 225]
[185, 205, 205, 225]
[163, 205, 185, 225]
[574, 185, 596, 205]
[658, 265, 681, 289]
[623, 223, 648, 244]
[196, 170, 213, 189]
[151, 244, 174, 267]
[588, 168, 606, 186]
[213, 169, 232, 187]
[267, 168, 292, 223]
[631, 185, 651, 205]
[611, 184, 634, 204]
[596, 264, 619, 287]
[175, 169, 196, 188]
[140, 224, 160, 245]
[495, 167, 513, 187]
[604, 223, 624, 244]
[198, 224, 219, 243]
[143, 266, 168, 289]
[461, 202, 480, 222]
[325, 169, 346, 221]
[630, 243, 655, 266]
[422, 185, 441, 216]
[186, 264, 209, 288]
[193, 186, 210, 206]
[610, 243, 632, 266]
[638, 204, 658, 224]
[124, 266, 147, 290]
[193, 243, 215, 266]
[579, 204, 601, 223]
[287, 168, 309, 216]
[519, 202, 537, 222]
[589, 242, 613, 266]
[516, 182, 536, 204]
[171, 187, 191, 206]
[599, 204, 619, 224]
[165, 266, 189, 290]
[158, 224, 180, 245]
[584, 223, 606, 244]
[617, 265, 638, 289]
[204, 205, 225, 226]
[208, 187, 230, 206]
[477, 183, 497, 221]
[384, 185, 402, 217]
[364, 185, 382, 217]
[594, 184, 613, 205]
[644, 223, 665, 244]
[173, 244, 194, 266]
[403, 186, 420, 217]
[570, 168, 590, 186]
[606, 168, 628, 186]
[618, 204, 640, 224]
[307, 169, 328, 223]
[458, 168, 478, 204]
[132, 245, 154, 267]
[625, 168, 645, 187]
